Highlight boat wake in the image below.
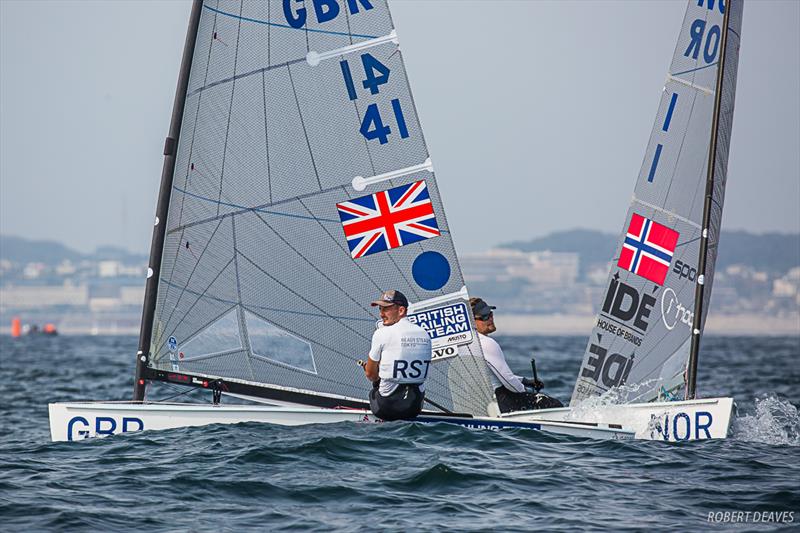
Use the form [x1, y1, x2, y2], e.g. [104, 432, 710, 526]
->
[731, 395, 800, 446]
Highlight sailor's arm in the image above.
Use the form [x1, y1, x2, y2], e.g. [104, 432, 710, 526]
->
[364, 357, 379, 381]
[364, 330, 383, 382]
[482, 337, 526, 393]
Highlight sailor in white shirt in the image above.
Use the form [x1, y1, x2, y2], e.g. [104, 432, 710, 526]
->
[362, 290, 431, 420]
[471, 297, 563, 413]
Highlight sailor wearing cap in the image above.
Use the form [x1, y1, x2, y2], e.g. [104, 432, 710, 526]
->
[363, 290, 432, 421]
[470, 297, 563, 413]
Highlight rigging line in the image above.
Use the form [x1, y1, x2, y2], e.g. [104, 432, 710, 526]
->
[632, 196, 702, 230]
[159, 278, 375, 323]
[216, 0, 245, 218]
[261, 70, 272, 204]
[670, 61, 718, 78]
[676, 236, 701, 248]
[444, 350, 487, 405]
[153, 383, 206, 403]
[161, 256, 236, 347]
[237, 250, 372, 343]
[169, 186, 340, 229]
[267, 0, 271, 65]
[177, 0, 221, 231]
[161, 218, 225, 344]
[239, 307, 385, 396]
[187, 57, 305, 98]
[158, 227, 185, 346]
[232, 215, 257, 380]
[296, 195, 383, 293]
[251, 209, 375, 317]
[175, 347, 245, 364]
[661, 84, 701, 209]
[286, 64, 322, 191]
[203, 4, 378, 39]
[156, 303, 237, 363]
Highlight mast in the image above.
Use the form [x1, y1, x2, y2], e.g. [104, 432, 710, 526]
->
[133, 0, 203, 401]
[687, 0, 733, 400]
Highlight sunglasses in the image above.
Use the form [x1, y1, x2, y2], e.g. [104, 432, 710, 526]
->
[476, 311, 493, 321]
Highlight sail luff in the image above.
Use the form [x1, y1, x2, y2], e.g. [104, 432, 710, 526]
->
[687, 0, 738, 399]
[133, 0, 204, 401]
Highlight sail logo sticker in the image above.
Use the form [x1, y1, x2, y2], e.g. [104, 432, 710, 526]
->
[407, 302, 473, 356]
[168, 336, 178, 352]
[661, 288, 694, 330]
[617, 214, 679, 285]
[337, 180, 440, 259]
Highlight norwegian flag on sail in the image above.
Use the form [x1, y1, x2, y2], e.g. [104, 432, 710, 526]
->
[617, 213, 679, 285]
[337, 180, 441, 259]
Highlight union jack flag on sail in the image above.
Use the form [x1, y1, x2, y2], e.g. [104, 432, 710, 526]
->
[617, 213, 679, 285]
[336, 180, 440, 259]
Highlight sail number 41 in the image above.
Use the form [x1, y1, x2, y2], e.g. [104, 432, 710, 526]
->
[340, 53, 409, 144]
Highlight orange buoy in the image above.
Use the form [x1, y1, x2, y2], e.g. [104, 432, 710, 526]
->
[43, 323, 57, 334]
[11, 317, 21, 338]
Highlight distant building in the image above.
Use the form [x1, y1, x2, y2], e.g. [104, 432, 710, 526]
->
[461, 249, 579, 286]
[98, 260, 121, 278]
[0, 283, 88, 310]
[23, 262, 47, 279]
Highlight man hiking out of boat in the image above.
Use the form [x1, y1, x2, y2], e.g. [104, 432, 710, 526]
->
[362, 290, 431, 421]
[471, 297, 563, 414]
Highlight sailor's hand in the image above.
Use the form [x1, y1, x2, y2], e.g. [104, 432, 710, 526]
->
[522, 377, 544, 390]
[357, 359, 367, 368]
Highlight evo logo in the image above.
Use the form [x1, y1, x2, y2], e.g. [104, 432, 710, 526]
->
[602, 273, 656, 332]
[649, 411, 713, 441]
[67, 416, 144, 441]
[580, 343, 634, 389]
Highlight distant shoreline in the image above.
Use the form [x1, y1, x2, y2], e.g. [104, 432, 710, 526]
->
[494, 314, 800, 336]
[1, 313, 797, 337]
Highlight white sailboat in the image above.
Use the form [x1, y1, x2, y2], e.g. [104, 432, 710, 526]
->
[49, 0, 743, 442]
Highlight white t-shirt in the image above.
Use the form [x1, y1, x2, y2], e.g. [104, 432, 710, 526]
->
[477, 333, 526, 393]
[369, 318, 432, 396]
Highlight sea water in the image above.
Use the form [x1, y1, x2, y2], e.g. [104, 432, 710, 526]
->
[1, 335, 798, 531]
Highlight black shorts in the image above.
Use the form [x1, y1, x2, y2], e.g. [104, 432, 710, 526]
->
[494, 387, 563, 414]
[369, 381, 424, 421]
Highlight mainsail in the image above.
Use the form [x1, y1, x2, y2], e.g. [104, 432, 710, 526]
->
[133, 0, 495, 415]
[572, 0, 743, 404]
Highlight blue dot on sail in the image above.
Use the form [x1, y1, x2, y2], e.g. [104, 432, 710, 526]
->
[412, 251, 450, 291]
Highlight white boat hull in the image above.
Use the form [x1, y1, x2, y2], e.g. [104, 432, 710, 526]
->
[48, 402, 633, 442]
[49, 397, 731, 443]
[503, 397, 734, 441]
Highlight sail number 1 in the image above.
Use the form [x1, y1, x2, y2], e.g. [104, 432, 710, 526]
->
[340, 53, 409, 144]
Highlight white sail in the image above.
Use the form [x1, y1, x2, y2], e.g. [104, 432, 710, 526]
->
[139, 0, 495, 416]
[572, 0, 744, 404]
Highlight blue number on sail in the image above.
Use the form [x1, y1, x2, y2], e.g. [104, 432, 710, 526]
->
[340, 60, 358, 100]
[361, 103, 391, 144]
[684, 19, 721, 63]
[341, 54, 391, 99]
[359, 100, 409, 144]
[361, 54, 390, 95]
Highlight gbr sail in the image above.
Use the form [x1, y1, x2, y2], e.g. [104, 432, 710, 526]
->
[134, 0, 496, 416]
[572, 0, 743, 404]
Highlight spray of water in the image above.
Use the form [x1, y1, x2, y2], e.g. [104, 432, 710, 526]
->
[566, 379, 660, 421]
[731, 395, 800, 446]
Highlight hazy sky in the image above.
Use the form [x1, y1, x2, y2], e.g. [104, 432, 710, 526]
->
[1, 0, 798, 254]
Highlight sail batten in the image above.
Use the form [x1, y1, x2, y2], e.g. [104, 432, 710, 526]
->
[142, 0, 494, 415]
[571, 0, 743, 405]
